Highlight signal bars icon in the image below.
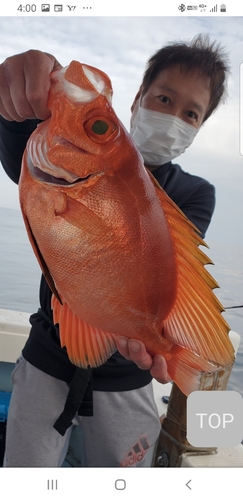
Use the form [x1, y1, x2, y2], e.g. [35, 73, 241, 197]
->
[210, 3, 226, 11]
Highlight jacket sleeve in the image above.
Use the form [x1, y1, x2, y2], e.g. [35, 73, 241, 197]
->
[0, 116, 41, 184]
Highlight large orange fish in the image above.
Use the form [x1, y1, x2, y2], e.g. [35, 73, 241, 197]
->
[19, 61, 235, 396]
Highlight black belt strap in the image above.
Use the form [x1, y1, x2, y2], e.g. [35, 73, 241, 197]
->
[37, 308, 94, 436]
[54, 366, 93, 436]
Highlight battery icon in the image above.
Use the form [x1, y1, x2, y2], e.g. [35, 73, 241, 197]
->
[220, 4, 226, 11]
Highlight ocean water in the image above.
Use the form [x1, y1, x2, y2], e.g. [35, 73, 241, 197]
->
[0, 206, 242, 396]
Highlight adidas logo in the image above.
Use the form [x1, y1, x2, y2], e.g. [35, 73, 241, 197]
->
[120, 435, 150, 467]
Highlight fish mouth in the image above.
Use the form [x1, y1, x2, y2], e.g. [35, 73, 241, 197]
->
[27, 136, 95, 186]
[29, 161, 92, 186]
[31, 164, 92, 187]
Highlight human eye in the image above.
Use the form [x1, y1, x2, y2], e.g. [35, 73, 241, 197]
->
[159, 95, 170, 104]
[185, 110, 198, 121]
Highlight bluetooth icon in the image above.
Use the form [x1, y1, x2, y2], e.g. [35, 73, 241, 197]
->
[178, 4, 186, 11]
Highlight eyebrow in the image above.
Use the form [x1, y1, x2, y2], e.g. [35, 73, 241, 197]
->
[158, 84, 177, 94]
[157, 84, 204, 114]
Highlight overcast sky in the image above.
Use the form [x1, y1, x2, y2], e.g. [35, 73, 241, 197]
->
[0, 16, 242, 245]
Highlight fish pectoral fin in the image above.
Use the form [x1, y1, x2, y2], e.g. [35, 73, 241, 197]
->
[52, 295, 117, 368]
[21, 210, 62, 303]
[59, 196, 110, 235]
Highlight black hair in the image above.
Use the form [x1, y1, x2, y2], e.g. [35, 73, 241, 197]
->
[142, 34, 230, 122]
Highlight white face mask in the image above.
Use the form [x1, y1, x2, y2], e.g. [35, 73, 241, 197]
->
[130, 107, 199, 166]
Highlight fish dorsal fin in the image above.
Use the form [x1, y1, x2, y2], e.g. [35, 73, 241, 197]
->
[64, 61, 112, 100]
[52, 295, 117, 368]
[146, 170, 234, 367]
[50, 61, 113, 105]
[64, 61, 100, 91]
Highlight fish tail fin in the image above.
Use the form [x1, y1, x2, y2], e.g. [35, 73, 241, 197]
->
[52, 296, 117, 368]
[166, 346, 230, 396]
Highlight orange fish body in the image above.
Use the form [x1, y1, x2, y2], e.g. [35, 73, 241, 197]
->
[19, 61, 235, 395]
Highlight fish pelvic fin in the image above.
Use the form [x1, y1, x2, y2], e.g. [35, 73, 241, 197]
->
[52, 295, 117, 368]
[147, 170, 235, 368]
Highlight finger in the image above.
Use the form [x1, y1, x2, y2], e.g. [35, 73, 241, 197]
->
[150, 354, 171, 384]
[127, 340, 153, 370]
[24, 51, 62, 119]
[116, 337, 154, 370]
[116, 337, 131, 360]
[0, 98, 15, 121]
[0, 51, 62, 121]
[0, 78, 33, 122]
[116, 337, 170, 379]
[0, 59, 30, 121]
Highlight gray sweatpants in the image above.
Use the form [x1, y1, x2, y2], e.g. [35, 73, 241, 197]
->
[3, 355, 161, 467]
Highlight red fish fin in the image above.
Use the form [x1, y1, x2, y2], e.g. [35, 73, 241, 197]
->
[59, 195, 110, 235]
[64, 61, 112, 94]
[146, 170, 234, 367]
[21, 210, 62, 303]
[52, 295, 117, 368]
[167, 346, 229, 396]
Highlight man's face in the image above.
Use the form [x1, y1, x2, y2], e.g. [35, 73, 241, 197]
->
[131, 64, 211, 129]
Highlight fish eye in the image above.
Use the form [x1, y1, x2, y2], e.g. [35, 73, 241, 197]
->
[91, 120, 109, 135]
[84, 116, 117, 143]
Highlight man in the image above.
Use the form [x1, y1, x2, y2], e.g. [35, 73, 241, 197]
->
[0, 34, 229, 467]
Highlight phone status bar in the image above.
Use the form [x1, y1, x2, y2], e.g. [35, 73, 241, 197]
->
[0, 2, 243, 16]
[16, 4, 79, 14]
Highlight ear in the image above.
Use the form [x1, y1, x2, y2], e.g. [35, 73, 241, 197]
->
[131, 85, 143, 113]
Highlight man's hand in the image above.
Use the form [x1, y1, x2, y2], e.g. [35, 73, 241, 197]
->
[0, 50, 62, 121]
[116, 337, 171, 384]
